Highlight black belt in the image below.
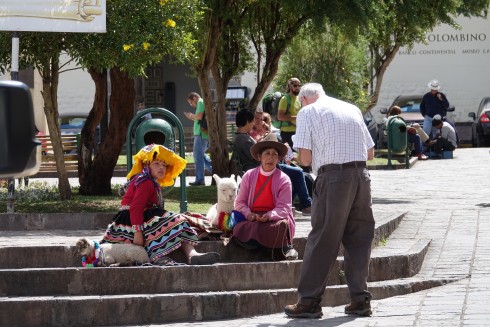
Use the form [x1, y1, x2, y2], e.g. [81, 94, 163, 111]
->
[318, 161, 366, 174]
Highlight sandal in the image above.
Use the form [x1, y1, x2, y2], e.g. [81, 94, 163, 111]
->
[189, 252, 220, 265]
[153, 256, 186, 266]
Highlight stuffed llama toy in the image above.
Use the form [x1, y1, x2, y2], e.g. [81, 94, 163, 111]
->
[206, 174, 238, 228]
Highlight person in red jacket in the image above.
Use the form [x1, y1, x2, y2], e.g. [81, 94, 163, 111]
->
[101, 144, 219, 266]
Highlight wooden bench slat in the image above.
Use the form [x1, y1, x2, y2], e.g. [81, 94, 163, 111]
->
[38, 134, 79, 172]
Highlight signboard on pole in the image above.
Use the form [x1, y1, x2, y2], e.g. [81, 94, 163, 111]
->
[0, 0, 106, 33]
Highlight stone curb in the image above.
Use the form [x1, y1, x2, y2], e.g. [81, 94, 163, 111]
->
[0, 238, 429, 296]
[0, 277, 461, 327]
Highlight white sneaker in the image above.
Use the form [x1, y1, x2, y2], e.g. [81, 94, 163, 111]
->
[285, 248, 298, 260]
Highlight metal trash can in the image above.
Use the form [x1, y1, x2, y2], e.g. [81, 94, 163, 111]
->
[387, 116, 407, 153]
[134, 118, 176, 152]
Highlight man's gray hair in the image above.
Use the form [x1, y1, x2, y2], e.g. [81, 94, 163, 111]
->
[298, 83, 325, 99]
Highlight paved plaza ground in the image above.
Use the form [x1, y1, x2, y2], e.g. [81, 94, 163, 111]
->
[22, 147, 490, 326]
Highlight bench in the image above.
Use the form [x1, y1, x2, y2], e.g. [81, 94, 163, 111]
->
[37, 135, 79, 172]
[180, 123, 237, 153]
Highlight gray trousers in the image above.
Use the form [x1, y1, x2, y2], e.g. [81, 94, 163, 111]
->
[297, 166, 375, 304]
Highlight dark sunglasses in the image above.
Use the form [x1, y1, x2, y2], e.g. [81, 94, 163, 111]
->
[290, 84, 301, 87]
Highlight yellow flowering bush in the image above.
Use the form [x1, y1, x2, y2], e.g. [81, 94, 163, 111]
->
[164, 19, 176, 28]
[123, 44, 134, 51]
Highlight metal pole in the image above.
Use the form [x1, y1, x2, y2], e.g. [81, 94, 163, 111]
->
[7, 31, 20, 213]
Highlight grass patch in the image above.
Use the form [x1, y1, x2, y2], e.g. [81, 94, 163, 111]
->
[379, 236, 388, 246]
[0, 181, 216, 214]
[1, 151, 402, 214]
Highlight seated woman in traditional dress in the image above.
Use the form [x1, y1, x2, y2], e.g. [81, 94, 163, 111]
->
[233, 139, 298, 260]
[101, 144, 219, 266]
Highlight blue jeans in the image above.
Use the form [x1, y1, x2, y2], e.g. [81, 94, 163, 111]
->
[423, 115, 436, 138]
[408, 133, 423, 155]
[193, 135, 212, 183]
[279, 164, 312, 209]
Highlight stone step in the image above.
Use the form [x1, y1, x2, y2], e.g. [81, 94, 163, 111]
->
[0, 211, 442, 326]
[0, 276, 460, 327]
[0, 212, 405, 269]
[0, 238, 430, 297]
[0, 210, 405, 232]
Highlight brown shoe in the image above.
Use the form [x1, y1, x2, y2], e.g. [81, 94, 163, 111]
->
[284, 302, 322, 318]
[344, 298, 372, 317]
[301, 206, 311, 216]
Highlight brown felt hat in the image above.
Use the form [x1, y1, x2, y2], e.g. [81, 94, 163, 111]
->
[250, 139, 288, 161]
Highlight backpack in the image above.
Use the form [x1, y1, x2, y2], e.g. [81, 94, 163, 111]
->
[200, 109, 208, 134]
[262, 92, 291, 129]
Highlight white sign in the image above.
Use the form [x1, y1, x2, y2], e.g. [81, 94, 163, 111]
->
[0, 0, 106, 33]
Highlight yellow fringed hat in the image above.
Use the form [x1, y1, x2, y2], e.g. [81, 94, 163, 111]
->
[127, 144, 187, 187]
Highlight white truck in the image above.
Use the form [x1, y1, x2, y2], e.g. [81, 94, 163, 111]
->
[373, 12, 490, 143]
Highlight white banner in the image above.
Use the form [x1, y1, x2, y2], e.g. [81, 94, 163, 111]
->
[0, 0, 106, 33]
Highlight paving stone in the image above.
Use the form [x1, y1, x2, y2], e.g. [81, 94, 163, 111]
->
[2, 148, 490, 326]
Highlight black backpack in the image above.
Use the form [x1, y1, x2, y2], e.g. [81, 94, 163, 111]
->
[262, 92, 291, 129]
[200, 110, 208, 134]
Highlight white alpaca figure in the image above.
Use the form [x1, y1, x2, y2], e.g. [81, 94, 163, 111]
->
[206, 174, 237, 227]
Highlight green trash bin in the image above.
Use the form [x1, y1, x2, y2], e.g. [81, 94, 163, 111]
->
[387, 116, 407, 153]
[134, 118, 176, 152]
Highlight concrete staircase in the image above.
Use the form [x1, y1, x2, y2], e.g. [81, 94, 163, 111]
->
[0, 212, 459, 326]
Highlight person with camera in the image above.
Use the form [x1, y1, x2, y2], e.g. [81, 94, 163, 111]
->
[184, 92, 212, 186]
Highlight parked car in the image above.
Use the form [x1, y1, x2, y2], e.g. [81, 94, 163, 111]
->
[378, 94, 455, 148]
[363, 110, 378, 148]
[59, 113, 100, 153]
[59, 114, 86, 135]
[468, 96, 490, 147]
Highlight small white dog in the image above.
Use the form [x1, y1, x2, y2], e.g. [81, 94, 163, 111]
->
[75, 237, 150, 267]
[206, 174, 238, 227]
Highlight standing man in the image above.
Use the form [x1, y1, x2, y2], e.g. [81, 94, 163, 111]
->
[277, 77, 302, 149]
[184, 92, 212, 186]
[420, 79, 450, 137]
[284, 83, 375, 318]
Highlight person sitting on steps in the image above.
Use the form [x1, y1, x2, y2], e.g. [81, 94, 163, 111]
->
[234, 108, 312, 216]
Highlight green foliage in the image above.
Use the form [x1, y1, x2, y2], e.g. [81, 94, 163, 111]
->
[0, 182, 216, 214]
[275, 24, 370, 109]
[70, 0, 201, 77]
[0, 181, 61, 202]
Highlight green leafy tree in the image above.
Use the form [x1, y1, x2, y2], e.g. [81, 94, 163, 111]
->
[0, 33, 77, 200]
[191, 0, 352, 176]
[67, 0, 199, 195]
[275, 24, 370, 110]
[245, 0, 379, 111]
[190, 0, 254, 178]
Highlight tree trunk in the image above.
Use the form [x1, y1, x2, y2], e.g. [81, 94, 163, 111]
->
[78, 68, 108, 194]
[366, 44, 400, 112]
[40, 56, 72, 200]
[210, 69, 233, 179]
[78, 67, 135, 195]
[193, 2, 231, 179]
